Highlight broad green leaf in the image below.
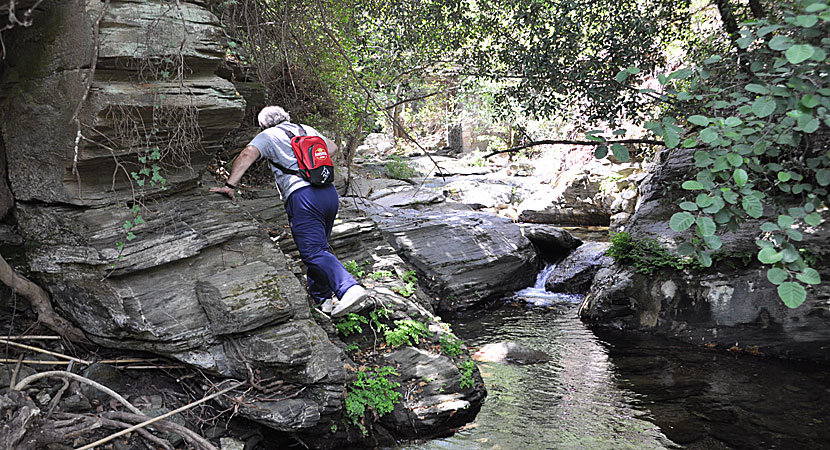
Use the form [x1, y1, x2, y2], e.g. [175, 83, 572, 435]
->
[677, 242, 696, 256]
[703, 55, 722, 64]
[760, 222, 780, 232]
[788, 207, 807, 218]
[703, 197, 725, 214]
[806, 3, 827, 12]
[725, 117, 743, 127]
[752, 97, 777, 118]
[688, 115, 710, 126]
[801, 117, 820, 133]
[786, 44, 816, 64]
[680, 202, 699, 211]
[722, 189, 739, 204]
[703, 235, 722, 250]
[699, 128, 719, 144]
[742, 195, 763, 218]
[777, 282, 807, 308]
[670, 212, 695, 232]
[796, 14, 819, 27]
[796, 268, 821, 285]
[627, 66, 641, 74]
[733, 168, 749, 187]
[669, 68, 694, 80]
[594, 145, 608, 159]
[816, 169, 830, 186]
[745, 84, 769, 94]
[801, 94, 820, 108]
[786, 229, 804, 241]
[777, 172, 792, 182]
[756, 239, 774, 248]
[768, 35, 793, 51]
[695, 194, 714, 207]
[767, 267, 788, 285]
[664, 129, 680, 149]
[696, 216, 716, 237]
[778, 214, 795, 229]
[698, 251, 713, 267]
[682, 180, 705, 190]
[758, 247, 784, 264]
[727, 153, 743, 167]
[782, 248, 800, 263]
[611, 143, 629, 162]
[616, 69, 630, 83]
[612, 128, 627, 136]
[804, 212, 822, 226]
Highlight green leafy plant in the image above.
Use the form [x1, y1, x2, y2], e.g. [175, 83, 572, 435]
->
[629, 0, 829, 308]
[345, 366, 401, 435]
[606, 232, 694, 275]
[391, 270, 418, 297]
[344, 260, 366, 279]
[458, 360, 476, 389]
[345, 343, 360, 353]
[369, 270, 393, 280]
[384, 319, 431, 348]
[368, 307, 391, 334]
[384, 156, 417, 180]
[334, 313, 369, 337]
[439, 334, 463, 357]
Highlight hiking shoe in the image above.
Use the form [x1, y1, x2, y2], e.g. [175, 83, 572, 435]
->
[331, 285, 368, 317]
[321, 297, 333, 314]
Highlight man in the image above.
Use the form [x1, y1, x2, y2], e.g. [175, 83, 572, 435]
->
[211, 106, 367, 317]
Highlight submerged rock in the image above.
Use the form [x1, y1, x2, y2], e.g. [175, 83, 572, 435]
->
[472, 342, 550, 364]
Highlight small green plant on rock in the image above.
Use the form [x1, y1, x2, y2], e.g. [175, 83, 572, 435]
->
[391, 270, 418, 297]
[384, 156, 417, 180]
[345, 366, 401, 435]
[344, 260, 366, 278]
[384, 319, 431, 348]
[369, 270, 393, 280]
[439, 334, 464, 357]
[458, 360, 476, 389]
[607, 231, 694, 275]
[334, 313, 369, 337]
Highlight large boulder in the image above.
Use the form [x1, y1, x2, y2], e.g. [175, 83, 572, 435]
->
[545, 241, 610, 294]
[518, 169, 610, 225]
[367, 205, 538, 311]
[580, 148, 830, 363]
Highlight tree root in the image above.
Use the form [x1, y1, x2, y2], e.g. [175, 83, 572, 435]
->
[0, 251, 86, 342]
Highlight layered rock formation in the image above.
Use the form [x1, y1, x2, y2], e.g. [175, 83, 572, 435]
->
[0, 1, 484, 446]
[580, 149, 830, 363]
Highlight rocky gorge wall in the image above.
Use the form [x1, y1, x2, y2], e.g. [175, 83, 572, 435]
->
[0, 1, 484, 447]
[580, 148, 830, 363]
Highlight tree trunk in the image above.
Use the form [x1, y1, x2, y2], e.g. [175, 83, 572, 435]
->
[714, 0, 740, 46]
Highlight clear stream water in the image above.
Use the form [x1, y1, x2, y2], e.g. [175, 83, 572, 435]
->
[397, 266, 830, 450]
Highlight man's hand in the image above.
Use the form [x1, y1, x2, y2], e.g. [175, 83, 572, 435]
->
[210, 185, 236, 201]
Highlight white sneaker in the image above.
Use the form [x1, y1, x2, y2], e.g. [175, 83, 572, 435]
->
[321, 297, 333, 314]
[331, 285, 368, 317]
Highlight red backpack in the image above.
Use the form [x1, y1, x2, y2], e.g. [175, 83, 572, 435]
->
[270, 125, 334, 186]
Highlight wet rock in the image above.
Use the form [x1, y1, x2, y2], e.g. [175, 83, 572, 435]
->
[518, 224, 583, 260]
[472, 342, 550, 364]
[60, 393, 92, 412]
[545, 242, 611, 294]
[220, 437, 245, 450]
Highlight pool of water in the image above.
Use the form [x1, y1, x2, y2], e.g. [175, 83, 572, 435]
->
[396, 268, 830, 450]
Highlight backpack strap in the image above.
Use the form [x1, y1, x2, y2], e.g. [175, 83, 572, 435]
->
[268, 123, 306, 175]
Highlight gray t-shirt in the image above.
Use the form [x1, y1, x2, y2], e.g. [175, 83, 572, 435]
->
[249, 122, 323, 200]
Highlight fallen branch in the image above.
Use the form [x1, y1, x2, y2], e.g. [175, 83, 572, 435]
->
[0, 339, 91, 365]
[104, 411, 210, 450]
[0, 252, 86, 342]
[12, 371, 143, 415]
[74, 380, 245, 450]
[485, 138, 664, 158]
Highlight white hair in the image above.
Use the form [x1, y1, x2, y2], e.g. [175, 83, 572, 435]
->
[257, 106, 291, 128]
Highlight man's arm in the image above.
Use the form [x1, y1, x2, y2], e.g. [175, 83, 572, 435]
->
[209, 145, 260, 200]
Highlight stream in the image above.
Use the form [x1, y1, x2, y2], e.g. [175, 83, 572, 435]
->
[397, 265, 830, 450]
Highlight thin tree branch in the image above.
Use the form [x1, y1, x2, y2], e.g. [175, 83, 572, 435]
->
[485, 138, 664, 158]
[13, 371, 144, 415]
[384, 90, 443, 110]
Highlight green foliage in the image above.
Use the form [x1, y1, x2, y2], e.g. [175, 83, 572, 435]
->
[630, 0, 827, 308]
[345, 366, 401, 435]
[439, 334, 463, 357]
[384, 319, 432, 348]
[458, 360, 476, 389]
[391, 270, 418, 297]
[384, 156, 417, 180]
[369, 270, 393, 280]
[607, 232, 694, 275]
[345, 343, 360, 353]
[344, 260, 366, 279]
[334, 313, 368, 337]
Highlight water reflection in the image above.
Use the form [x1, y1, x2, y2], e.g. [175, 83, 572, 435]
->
[399, 304, 675, 450]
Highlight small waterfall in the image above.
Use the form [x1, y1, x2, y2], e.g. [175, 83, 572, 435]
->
[514, 264, 584, 306]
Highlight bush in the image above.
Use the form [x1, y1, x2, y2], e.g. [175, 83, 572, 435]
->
[384, 156, 417, 180]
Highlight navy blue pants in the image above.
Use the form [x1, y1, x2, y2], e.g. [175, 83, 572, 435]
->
[284, 185, 357, 302]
